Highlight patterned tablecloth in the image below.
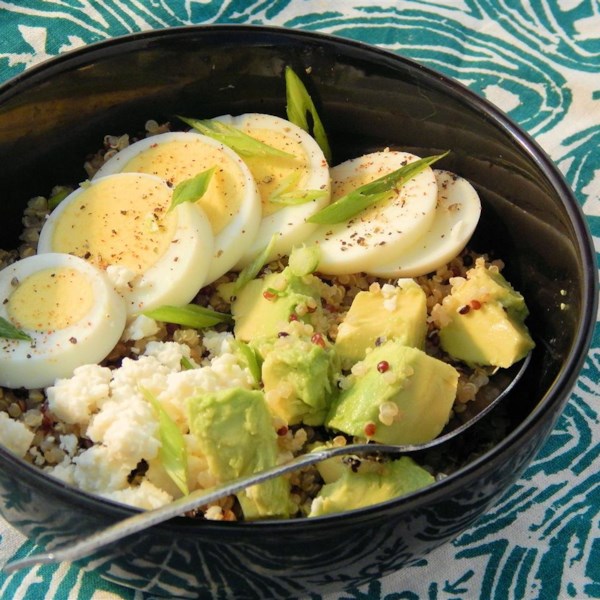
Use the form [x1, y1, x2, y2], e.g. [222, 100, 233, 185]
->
[0, 2, 598, 599]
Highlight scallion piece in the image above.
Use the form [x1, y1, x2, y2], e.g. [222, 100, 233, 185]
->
[307, 151, 450, 225]
[169, 167, 215, 212]
[180, 356, 196, 371]
[47, 186, 72, 211]
[233, 341, 262, 385]
[232, 234, 277, 293]
[179, 116, 293, 159]
[287, 245, 321, 277]
[142, 304, 233, 329]
[0, 316, 32, 342]
[269, 171, 328, 206]
[140, 387, 189, 496]
[285, 66, 332, 163]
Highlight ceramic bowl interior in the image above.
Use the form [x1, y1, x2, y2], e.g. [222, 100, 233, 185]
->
[0, 26, 596, 599]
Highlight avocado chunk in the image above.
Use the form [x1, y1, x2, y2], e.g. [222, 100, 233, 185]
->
[262, 334, 338, 426]
[326, 340, 458, 445]
[187, 388, 294, 519]
[309, 456, 434, 517]
[334, 279, 427, 368]
[308, 442, 383, 484]
[224, 268, 323, 343]
[436, 258, 535, 368]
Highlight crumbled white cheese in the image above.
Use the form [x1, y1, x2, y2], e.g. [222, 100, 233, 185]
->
[86, 396, 160, 464]
[47, 457, 76, 485]
[109, 354, 173, 405]
[122, 314, 160, 341]
[105, 264, 136, 292]
[100, 480, 173, 510]
[202, 330, 235, 357]
[38, 339, 252, 508]
[144, 340, 189, 371]
[71, 445, 134, 493]
[59, 433, 79, 457]
[0, 412, 34, 458]
[46, 364, 112, 426]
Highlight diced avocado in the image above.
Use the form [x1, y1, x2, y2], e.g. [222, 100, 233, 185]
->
[262, 335, 338, 426]
[437, 259, 535, 368]
[308, 442, 383, 484]
[335, 279, 427, 368]
[309, 456, 434, 517]
[187, 388, 294, 519]
[326, 340, 458, 445]
[224, 269, 322, 343]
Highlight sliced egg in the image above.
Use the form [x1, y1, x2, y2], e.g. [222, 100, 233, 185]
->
[37, 173, 214, 315]
[370, 170, 482, 278]
[212, 113, 331, 267]
[0, 253, 126, 389]
[307, 150, 439, 275]
[93, 131, 260, 283]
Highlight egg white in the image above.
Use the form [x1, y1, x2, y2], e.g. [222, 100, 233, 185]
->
[0, 253, 127, 389]
[93, 131, 261, 283]
[307, 150, 439, 275]
[37, 173, 214, 315]
[370, 170, 482, 278]
[212, 113, 331, 267]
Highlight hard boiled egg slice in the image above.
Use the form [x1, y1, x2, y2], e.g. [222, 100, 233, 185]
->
[211, 113, 331, 267]
[0, 253, 126, 389]
[307, 151, 438, 275]
[37, 173, 214, 315]
[93, 131, 260, 283]
[370, 170, 482, 278]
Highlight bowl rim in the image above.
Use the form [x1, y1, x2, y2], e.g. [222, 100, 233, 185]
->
[0, 23, 597, 531]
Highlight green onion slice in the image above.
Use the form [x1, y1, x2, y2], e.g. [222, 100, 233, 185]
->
[0, 316, 32, 342]
[180, 356, 196, 371]
[288, 245, 321, 277]
[143, 304, 233, 329]
[285, 66, 332, 163]
[169, 167, 215, 212]
[140, 387, 189, 496]
[268, 171, 328, 206]
[179, 116, 293, 159]
[232, 234, 278, 293]
[47, 186, 72, 211]
[233, 341, 262, 385]
[308, 151, 450, 225]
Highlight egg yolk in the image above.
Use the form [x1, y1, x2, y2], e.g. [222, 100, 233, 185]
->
[7, 267, 93, 331]
[240, 127, 310, 217]
[49, 176, 176, 275]
[122, 138, 243, 234]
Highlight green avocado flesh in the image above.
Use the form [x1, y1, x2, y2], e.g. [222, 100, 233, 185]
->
[334, 279, 427, 369]
[225, 267, 322, 343]
[326, 340, 458, 445]
[261, 335, 337, 426]
[187, 388, 294, 519]
[438, 261, 535, 368]
[309, 456, 434, 517]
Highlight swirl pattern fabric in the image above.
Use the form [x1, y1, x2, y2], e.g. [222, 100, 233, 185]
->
[0, 2, 598, 599]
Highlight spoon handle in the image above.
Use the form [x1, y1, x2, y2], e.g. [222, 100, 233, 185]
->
[2, 442, 402, 572]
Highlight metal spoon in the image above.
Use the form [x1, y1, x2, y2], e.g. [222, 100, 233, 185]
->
[3, 354, 530, 574]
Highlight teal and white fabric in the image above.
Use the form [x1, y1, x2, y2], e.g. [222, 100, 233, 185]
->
[0, 2, 598, 599]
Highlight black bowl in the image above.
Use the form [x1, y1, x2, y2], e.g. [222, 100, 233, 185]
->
[0, 25, 596, 599]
